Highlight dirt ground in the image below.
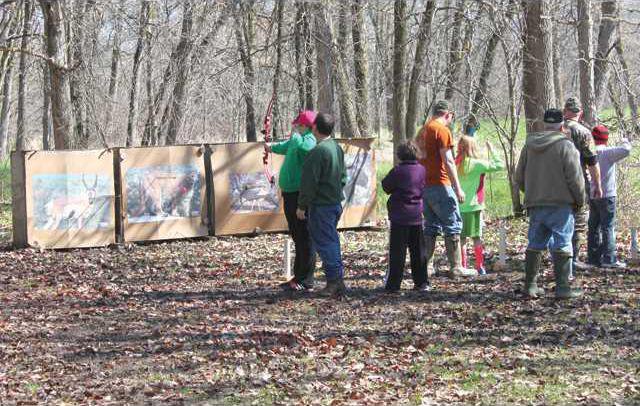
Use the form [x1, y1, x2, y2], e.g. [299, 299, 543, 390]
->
[0, 219, 639, 405]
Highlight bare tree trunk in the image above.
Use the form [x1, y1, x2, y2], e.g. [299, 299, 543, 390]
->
[444, 0, 466, 101]
[126, 0, 149, 147]
[607, 74, 627, 135]
[470, 29, 499, 118]
[0, 54, 14, 158]
[40, 0, 72, 150]
[351, 0, 369, 138]
[165, 0, 194, 145]
[372, 8, 393, 132]
[272, 0, 284, 139]
[297, 1, 314, 110]
[552, 19, 564, 107]
[69, 0, 89, 148]
[15, 0, 33, 152]
[234, 2, 257, 142]
[105, 1, 124, 134]
[521, 0, 554, 133]
[405, 0, 435, 140]
[614, 32, 640, 135]
[594, 1, 617, 105]
[391, 0, 407, 152]
[314, 5, 333, 113]
[335, 2, 358, 138]
[294, 2, 305, 111]
[42, 61, 51, 150]
[577, 0, 596, 125]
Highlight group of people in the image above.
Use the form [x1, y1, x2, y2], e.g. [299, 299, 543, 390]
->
[267, 97, 631, 299]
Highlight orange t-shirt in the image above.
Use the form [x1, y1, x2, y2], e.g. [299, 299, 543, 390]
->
[417, 118, 453, 186]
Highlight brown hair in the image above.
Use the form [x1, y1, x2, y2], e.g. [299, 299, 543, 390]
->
[396, 140, 419, 162]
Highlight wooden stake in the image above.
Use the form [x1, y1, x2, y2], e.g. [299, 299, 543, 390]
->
[284, 238, 292, 279]
[498, 222, 507, 267]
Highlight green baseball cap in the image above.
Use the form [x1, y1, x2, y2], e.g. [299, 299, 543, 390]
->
[564, 97, 582, 113]
[433, 100, 451, 114]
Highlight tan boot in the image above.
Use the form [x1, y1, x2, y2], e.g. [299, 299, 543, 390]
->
[444, 235, 478, 277]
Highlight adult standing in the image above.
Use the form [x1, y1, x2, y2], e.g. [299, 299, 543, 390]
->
[515, 109, 585, 299]
[297, 113, 348, 297]
[416, 100, 477, 278]
[266, 111, 317, 291]
[563, 97, 603, 273]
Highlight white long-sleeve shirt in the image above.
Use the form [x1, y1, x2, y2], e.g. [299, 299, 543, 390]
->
[591, 139, 632, 199]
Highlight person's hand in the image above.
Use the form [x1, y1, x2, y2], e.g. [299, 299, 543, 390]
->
[296, 208, 306, 220]
[264, 143, 272, 153]
[455, 187, 465, 204]
[593, 185, 603, 199]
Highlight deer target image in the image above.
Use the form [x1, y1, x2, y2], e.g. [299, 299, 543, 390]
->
[229, 172, 280, 213]
[32, 173, 113, 231]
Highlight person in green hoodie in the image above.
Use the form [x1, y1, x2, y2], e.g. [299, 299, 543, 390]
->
[456, 136, 505, 275]
[297, 113, 348, 297]
[515, 108, 585, 300]
[265, 110, 317, 291]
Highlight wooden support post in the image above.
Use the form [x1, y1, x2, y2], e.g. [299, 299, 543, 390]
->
[498, 222, 507, 268]
[284, 238, 292, 279]
[630, 227, 639, 263]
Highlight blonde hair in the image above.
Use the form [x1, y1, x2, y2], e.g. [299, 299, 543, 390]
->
[456, 135, 480, 175]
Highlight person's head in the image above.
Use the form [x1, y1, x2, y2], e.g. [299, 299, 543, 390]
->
[592, 124, 609, 145]
[543, 108, 564, 132]
[312, 112, 335, 138]
[291, 110, 316, 133]
[457, 135, 480, 160]
[396, 140, 419, 162]
[563, 96, 583, 120]
[432, 100, 455, 125]
[464, 114, 479, 136]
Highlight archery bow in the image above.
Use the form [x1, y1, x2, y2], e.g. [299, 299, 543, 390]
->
[261, 92, 276, 185]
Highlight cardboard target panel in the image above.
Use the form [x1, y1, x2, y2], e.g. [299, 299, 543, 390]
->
[337, 138, 378, 229]
[12, 149, 116, 249]
[210, 142, 287, 235]
[119, 145, 209, 242]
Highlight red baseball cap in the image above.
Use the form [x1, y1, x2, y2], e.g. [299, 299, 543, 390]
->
[592, 124, 609, 142]
[292, 110, 316, 127]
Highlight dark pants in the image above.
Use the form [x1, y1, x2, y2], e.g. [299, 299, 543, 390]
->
[587, 197, 617, 266]
[307, 204, 344, 280]
[385, 223, 428, 290]
[282, 192, 316, 284]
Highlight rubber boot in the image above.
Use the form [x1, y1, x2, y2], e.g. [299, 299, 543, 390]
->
[424, 234, 437, 277]
[524, 249, 545, 298]
[444, 235, 478, 277]
[552, 251, 583, 299]
[474, 244, 486, 275]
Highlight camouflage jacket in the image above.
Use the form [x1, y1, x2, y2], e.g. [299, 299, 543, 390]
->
[565, 119, 598, 170]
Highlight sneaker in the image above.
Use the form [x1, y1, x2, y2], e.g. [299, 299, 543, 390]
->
[413, 283, 432, 292]
[601, 261, 627, 269]
[280, 280, 304, 292]
[477, 267, 487, 276]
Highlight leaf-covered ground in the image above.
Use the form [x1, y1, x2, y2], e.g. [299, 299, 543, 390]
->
[1, 218, 639, 405]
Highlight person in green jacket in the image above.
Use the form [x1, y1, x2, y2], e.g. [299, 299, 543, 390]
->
[455, 136, 505, 275]
[265, 110, 317, 291]
[297, 113, 348, 297]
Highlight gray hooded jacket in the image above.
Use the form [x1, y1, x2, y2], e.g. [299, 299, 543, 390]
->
[515, 131, 585, 208]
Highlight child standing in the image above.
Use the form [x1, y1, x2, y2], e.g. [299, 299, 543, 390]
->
[587, 125, 631, 268]
[381, 141, 430, 292]
[266, 110, 317, 291]
[456, 136, 505, 275]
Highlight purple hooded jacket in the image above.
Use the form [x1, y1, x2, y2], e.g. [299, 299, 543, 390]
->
[381, 161, 426, 226]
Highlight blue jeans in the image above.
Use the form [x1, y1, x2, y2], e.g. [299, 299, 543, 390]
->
[423, 185, 462, 236]
[587, 197, 617, 265]
[528, 206, 574, 254]
[308, 204, 344, 280]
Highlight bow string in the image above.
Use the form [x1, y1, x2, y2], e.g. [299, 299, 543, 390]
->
[261, 92, 276, 185]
